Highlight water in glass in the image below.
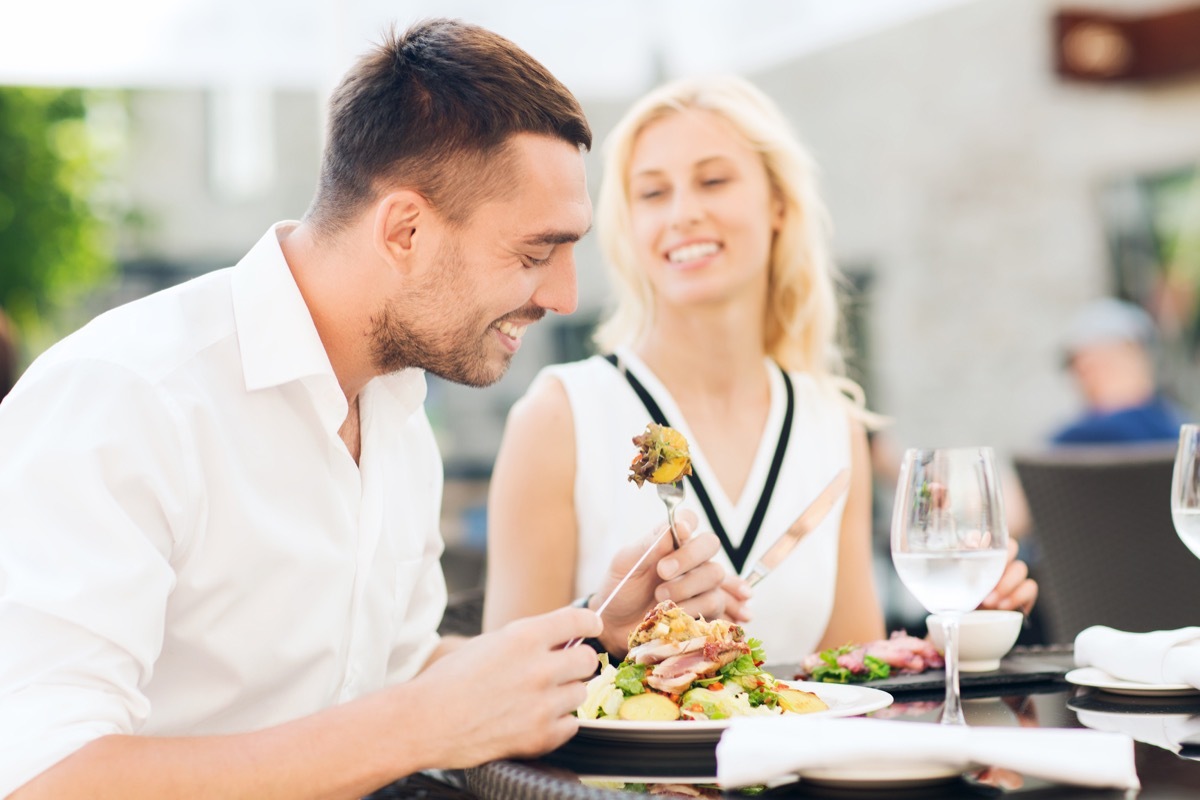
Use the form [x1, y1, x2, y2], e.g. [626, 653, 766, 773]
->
[891, 446, 1009, 725]
[1171, 424, 1200, 560]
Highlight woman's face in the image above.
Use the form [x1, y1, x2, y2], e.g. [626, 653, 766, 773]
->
[626, 108, 781, 310]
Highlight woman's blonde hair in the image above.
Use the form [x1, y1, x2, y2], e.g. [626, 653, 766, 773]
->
[593, 74, 878, 423]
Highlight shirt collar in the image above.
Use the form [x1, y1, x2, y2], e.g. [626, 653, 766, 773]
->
[231, 223, 429, 418]
[232, 222, 336, 393]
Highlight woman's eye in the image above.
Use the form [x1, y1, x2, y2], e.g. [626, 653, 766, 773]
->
[637, 188, 665, 201]
[701, 177, 729, 188]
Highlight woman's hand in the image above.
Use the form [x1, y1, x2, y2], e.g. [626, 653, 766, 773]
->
[588, 510, 743, 656]
[979, 538, 1038, 615]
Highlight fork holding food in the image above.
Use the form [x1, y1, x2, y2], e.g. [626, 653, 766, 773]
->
[628, 423, 692, 548]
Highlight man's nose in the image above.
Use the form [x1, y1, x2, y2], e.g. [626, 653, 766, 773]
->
[533, 248, 578, 316]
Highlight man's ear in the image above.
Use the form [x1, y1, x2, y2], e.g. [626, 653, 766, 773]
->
[373, 190, 426, 273]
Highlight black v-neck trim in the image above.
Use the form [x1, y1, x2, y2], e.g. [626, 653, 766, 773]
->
[604, 353, 795, 574]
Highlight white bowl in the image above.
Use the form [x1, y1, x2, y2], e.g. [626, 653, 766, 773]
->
[926, 610, 1023, 672]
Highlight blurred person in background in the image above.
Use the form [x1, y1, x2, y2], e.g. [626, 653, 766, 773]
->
[0, 307, 16, 402]
[1051, 297, 1188, 445]
[484, 75, 1038, 665]
[0, 20, 730, 800]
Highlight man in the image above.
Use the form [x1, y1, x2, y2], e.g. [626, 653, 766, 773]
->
[1052, 297, 1187, 445]
[0, 20, 731, 798]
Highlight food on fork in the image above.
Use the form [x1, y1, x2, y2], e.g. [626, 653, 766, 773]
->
[578, 600, 829, 722]
[797, 631, 945, 683]
[628, 423, 693, 487]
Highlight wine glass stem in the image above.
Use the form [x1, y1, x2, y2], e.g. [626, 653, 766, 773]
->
[941, 613, 966, 725]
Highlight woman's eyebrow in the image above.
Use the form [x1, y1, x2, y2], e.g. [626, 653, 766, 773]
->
[631, 155, 734, 179]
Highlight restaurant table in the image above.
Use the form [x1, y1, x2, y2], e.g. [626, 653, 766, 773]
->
[365, 646, 1200, 800]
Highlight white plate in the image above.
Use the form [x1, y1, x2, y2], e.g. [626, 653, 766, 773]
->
[574, 680, 893, 744]
[800, 761, 964, 788]
[1065, 667, 1200, 697]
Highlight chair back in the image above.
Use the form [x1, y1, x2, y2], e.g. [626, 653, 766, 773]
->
[438, 587, 484, 637]
[1013, 445, 1200, 643]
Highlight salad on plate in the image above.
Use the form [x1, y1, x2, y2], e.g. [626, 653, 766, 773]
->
[578, 600, 827, 722]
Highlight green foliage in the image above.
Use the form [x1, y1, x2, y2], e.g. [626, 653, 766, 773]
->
[0, 87, 114, 335]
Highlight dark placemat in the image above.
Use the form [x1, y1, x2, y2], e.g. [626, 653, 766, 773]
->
[1067, 691, 1200, 716]
[771, 644, 1076, 699]
[542, 735, 717, 779]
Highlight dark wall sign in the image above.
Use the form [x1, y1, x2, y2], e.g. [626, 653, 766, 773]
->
[1055, 5, 1200, 83]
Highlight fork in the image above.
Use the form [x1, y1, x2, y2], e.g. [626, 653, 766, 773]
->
[658, 480, 684, 549]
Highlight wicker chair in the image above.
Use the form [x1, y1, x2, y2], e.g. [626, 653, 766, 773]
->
[1013, 444, 1200, 644]
[438, 586, 485, 637]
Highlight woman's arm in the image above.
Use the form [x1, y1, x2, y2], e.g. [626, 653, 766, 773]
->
[483, 377, 580, 631]
[815, 418, 887, 650]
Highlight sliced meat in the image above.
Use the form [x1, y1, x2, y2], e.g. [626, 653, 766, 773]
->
[645, 640, 749, 694]
[627, 635, 709, 665]
[797, 630, 946, 679]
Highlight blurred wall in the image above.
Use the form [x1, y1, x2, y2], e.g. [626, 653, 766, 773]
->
[101, 0, 1200, 472]
[750, 0, 1200, 454]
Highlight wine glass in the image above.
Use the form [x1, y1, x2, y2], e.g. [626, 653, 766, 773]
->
[891, 446, 1009, 725]
[1171, 424, 1200, 560]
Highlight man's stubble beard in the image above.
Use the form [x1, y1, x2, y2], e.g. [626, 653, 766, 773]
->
[368, 241, 509, 388]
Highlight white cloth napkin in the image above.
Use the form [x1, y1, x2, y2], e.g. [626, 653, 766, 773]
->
[1076, 708, 1200, 755]
[716, 717, 1139, 790]
[1075, 626, 1200, 687]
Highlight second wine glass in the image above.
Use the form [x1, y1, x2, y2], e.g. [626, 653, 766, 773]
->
[891, 446, 1009, 725]
[1171, 423, 1200, 560]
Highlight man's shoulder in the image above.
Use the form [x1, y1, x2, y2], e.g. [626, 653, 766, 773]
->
[1051, 399, 1182, 445]
[31, 268, 238, 387]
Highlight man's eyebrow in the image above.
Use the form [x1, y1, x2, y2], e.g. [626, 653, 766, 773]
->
[522, 225, 592, 247]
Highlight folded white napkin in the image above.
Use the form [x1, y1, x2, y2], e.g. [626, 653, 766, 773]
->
[1076, 708, 1200, 755]
[1075, 626, 1200, 687]
[716, 717, 1139, 790]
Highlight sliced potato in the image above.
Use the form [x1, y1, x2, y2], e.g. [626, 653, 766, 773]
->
[776, 687, 829, 715]
[618, 692, 681, 721]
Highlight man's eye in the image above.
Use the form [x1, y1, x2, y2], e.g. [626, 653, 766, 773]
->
[523, 254, 552, 268]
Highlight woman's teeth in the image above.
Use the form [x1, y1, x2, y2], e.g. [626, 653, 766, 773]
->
[496, 321, 527, 339]
[667, 242, 720, 263]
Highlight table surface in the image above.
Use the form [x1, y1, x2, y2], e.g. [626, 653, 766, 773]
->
[367, 649, 1200, 800]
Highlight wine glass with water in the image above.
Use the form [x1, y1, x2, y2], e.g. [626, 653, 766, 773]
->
[1171, 424, 1200, 559]
[891, 446, 1009, 725]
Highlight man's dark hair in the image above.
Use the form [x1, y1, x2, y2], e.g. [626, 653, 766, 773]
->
[306, 18, 592, 233]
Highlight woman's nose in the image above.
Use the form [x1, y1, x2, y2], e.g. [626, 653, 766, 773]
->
[668, 187, 703, 229]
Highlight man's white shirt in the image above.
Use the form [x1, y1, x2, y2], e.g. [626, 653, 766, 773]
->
[0, 223, 447, 794]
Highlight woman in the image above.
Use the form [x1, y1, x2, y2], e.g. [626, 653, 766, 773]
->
[483, 76, 1036, 663]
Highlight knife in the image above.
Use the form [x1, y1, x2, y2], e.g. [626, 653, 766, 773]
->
[741, 467, 851, 588]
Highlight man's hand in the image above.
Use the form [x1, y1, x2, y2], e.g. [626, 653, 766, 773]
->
[406, 606, 602, 769]
[587, 511, 744, 656]
[979, 538, 1039, 615]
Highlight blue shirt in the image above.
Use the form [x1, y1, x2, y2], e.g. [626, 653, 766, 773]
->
[1051, 395, 1188, 445]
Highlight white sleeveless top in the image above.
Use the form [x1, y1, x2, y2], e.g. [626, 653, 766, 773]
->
[535, 347, 850, 663]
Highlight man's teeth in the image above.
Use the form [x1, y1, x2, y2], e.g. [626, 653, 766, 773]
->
[667, 242, 720, 263]
[496, 321, 527, 339]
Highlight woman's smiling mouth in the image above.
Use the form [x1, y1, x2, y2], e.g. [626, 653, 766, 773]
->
[665, 241, 721, 264]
